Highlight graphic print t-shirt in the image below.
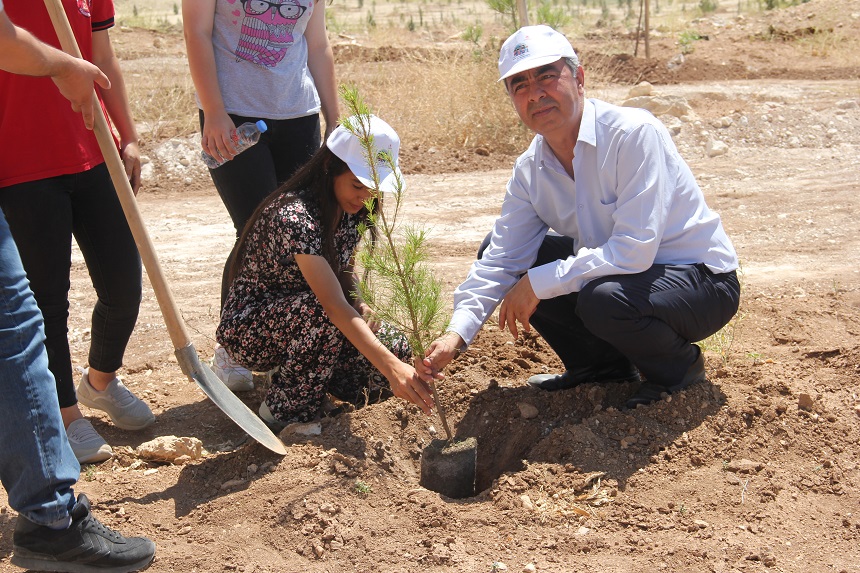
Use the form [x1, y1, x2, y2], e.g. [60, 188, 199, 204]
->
[206, 0, 320, 119]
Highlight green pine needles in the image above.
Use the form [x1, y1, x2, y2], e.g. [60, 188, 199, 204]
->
[340, 86, 453, 439]
[357, 224, 449, 358]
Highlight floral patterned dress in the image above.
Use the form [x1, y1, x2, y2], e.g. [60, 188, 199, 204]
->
[216, 196, 411, 423]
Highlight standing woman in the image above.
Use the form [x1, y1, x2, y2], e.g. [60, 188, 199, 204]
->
[182, 0, 339, 391]
[0, 0, 155, 464]
[216, 116, 435, 429]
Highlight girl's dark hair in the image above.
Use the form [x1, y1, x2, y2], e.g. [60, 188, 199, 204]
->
[228, 144, 378, 285]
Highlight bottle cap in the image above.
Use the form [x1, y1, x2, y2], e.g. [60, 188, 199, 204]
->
[255, 120, 268, 133]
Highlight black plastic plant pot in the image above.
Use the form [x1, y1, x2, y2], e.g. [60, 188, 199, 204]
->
[419, 437, 478, 499]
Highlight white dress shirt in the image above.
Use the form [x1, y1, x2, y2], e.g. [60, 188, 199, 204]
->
[449, 98, 738, 345]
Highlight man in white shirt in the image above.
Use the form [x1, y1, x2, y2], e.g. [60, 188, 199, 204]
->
[419, 25, 741, 409]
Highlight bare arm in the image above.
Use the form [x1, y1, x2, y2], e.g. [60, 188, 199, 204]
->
[91, 28, 141, 193]
[296, 253, 434, 414]
[304, 1, 339, 137]
[0, 9, 109, 129]
[182, 0, 238, 160]
[337, 259, 359, 302]
[339, 259, 377, 331]
[338, 258, 367, 309]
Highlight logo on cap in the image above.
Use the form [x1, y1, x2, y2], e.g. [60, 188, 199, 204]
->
[512, 42, 529, 61]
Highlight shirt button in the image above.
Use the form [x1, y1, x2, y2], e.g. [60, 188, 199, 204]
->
[578, 204, 583, 209]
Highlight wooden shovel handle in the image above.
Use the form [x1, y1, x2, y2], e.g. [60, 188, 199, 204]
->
[42, 0, 193, 350]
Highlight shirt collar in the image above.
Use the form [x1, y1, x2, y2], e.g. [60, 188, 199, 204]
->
[536, 99, 596, 174]
[578, 98, 597, 149]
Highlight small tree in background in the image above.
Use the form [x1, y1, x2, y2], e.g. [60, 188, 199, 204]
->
[339, 86, 454, 440]
[536, 0, 571, 29]
[486, 0, 569, 33]
[486, 0, 521, 31]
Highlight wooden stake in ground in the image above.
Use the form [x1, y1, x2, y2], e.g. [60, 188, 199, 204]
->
[516, 0, 529, 27]
[644, 0, 651, 59]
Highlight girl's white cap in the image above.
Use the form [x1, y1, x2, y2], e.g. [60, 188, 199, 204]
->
[326, 115, 404, 193]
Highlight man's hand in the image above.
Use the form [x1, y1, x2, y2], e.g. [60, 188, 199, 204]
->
[498, 273, 540, 340]
[415, 331, 464, 383]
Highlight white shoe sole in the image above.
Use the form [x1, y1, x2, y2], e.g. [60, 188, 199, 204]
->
[74, 445, 113, 464]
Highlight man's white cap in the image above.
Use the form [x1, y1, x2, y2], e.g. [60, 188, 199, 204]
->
[498, 25, 578, 82]
[326, 114, 404, 193]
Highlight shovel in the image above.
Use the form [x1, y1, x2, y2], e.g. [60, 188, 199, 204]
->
[42, 0, 286, 456]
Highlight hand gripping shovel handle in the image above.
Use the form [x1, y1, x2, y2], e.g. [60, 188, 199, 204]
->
[42, 0, 285, 455]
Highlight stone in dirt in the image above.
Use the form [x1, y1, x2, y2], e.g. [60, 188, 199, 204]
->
[136, 435, 204, 464]
[279, 420, 322, 436]
[517, 401, 539, 419]
[797, 393, 815, 411]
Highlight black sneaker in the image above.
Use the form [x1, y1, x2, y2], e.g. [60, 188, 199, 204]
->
[12, 494, 156, 573]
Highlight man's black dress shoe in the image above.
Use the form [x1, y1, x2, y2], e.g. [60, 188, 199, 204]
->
[527, 362, 641, 391]
[624, 350, 707, 409]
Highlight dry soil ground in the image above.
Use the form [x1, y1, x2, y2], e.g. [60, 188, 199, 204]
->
[2, 1, 860, 572]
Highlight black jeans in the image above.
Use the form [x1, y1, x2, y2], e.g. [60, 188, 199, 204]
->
[199, 111, 321, 307]
[0, 163, 142, 407]
[479, 233, 741, 386]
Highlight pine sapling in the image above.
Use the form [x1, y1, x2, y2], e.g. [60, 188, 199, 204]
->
[339, 86, 453, 440]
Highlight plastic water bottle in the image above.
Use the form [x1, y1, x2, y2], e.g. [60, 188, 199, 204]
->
[201, 120, 268, 169]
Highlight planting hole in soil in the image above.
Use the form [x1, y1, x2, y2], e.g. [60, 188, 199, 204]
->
[419, 437, 478, 498]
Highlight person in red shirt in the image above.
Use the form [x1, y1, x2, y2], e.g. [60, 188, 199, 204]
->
[0, 0, 155, 464]
[0, 4, 156, 572]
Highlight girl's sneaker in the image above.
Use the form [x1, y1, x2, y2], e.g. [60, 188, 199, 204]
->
[258, 401, 286, 433]
[76, 370, 155, 431]
[211, 345, 254, 392]
[65, 418, 113, 464]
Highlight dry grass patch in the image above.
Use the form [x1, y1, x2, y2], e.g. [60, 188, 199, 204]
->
[121, 56, 198, 143]
[338, 46, 532, 153]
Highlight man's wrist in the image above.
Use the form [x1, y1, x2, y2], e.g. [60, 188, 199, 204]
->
[446, 332, 467, 357]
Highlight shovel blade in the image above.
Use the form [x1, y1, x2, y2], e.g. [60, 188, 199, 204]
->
[176, 346, 286, 455]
